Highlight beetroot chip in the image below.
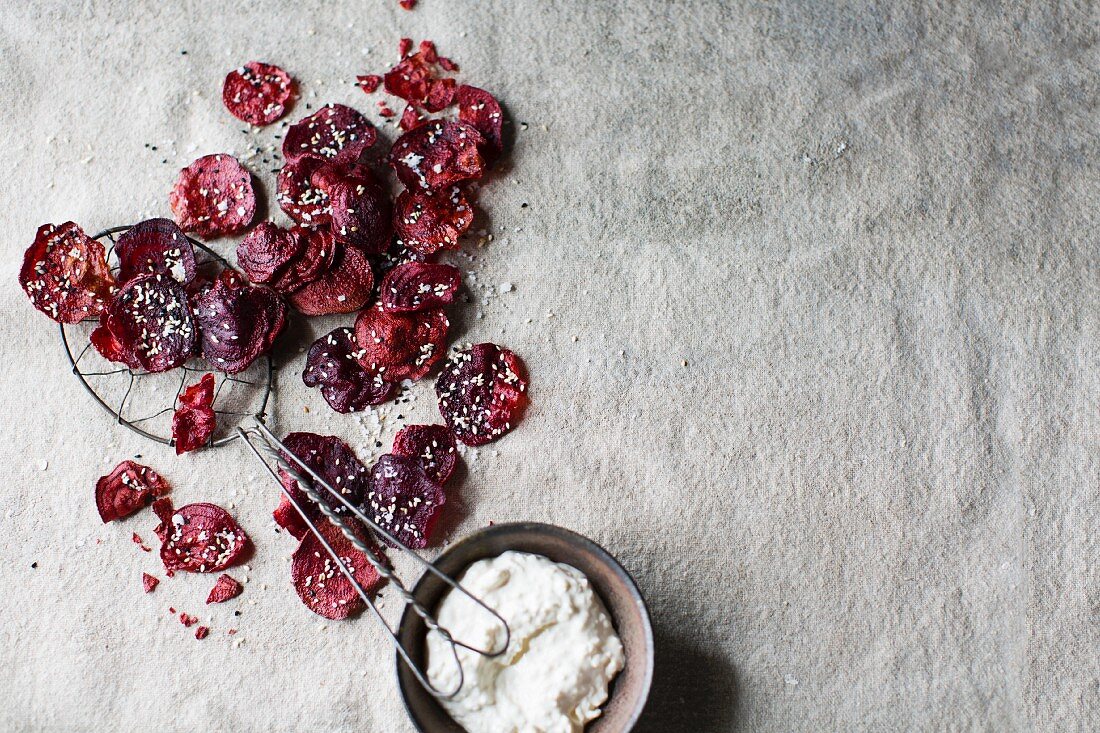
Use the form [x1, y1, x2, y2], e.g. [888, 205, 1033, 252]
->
[20, 222, 115, 323]
[399, 0, 417, 10]
[356, 74, 382, 94]
[283, 103, 376, 167]
[398, 37, 413, 57]
[152, 497, 174, 542]
[169, 154, 256, 239]
[354, 304, 449, 381]
[287, 244, 374, 316]
[115, 218, 196, 286]
[273, 495, 309, 539]
[366, 454, 446, 549]
[303, 327, 396, 413]
[91, 274, 198, 373]
[159, 502, 249, 573]
[223, 61, 294, 126]
[180, 612, 198, 627]
[270, 227, 337, 294]
[322, 172, 393, 255]
[399, 104, 428, 132]
[237, 222, 305, 285]
[195, 626, 210, 640]
[389, 121, 486, 192]
[96, 460, 171, 523]
[278, 432, 370, 523]
[276, 157, 332, 227]
[291, 518, 383, 620]
[384, 52, 434, 105]
[142, 573, 159, 593]
[381, 262, 461, 313]
[172, 374, 216, 454]
[436, 343, 529, 446]
[207, 573, 244, 604]
[193, 270, 287, 373]
[393, 186, 473, 256]
[456, 85, 504, 160]
[392, 424, 458, 484]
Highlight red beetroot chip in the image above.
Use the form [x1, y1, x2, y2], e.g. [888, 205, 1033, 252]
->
[193, 270, 287, 373]
[398, 38, 413, 57]
[223, 61, 294, 126]
[282, 103, 376, 167]
[392, 424, 458, 484]
[276, 157, 332, 227]
[456, 85, 505, 160]
[291, 518, 384, 620]
[381, 262, 461, 313]
[436, 343, 529, 446]
[356, 74, 382, 94]
[399, 0, 416, 9]
[322, 172, 393, 255]
[303, 327, 395, 414]
[152, 497, 174, 541]
[354, 304, 449, 381]
[160, 502, 249, 573]
[96, 460, 170, 523]
[287, 244, 374, 316]
[394, 187, 474, 256]
[142, 573, 159, 593]
[388, 120, 486, 192]
[384, 52, 434, 105]
[169, 154, 256, 239]
[180, 612, 198, 627]
[277, 432, 371, 527]
[20, 222, 116, 323]
[173, 374, 216, 454]
[366, 454, 446, 549]
[273, 495, 309, 540]
[271, 227, 337, 294]
[207, 573, 244, 604]
[91, 274, 198, 373]
[236, 222, 305, 285]
[115, 218, 196, 286]
[195, 626, 210, 640]
[399, 104, 428, 132]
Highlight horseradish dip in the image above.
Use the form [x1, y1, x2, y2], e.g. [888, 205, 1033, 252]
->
[426, 551, 625, 733]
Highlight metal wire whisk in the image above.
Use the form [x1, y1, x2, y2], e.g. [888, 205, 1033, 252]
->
[237, 417, 511, 699]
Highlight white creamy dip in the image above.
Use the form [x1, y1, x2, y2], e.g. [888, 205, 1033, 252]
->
[426, 551, 625, 733]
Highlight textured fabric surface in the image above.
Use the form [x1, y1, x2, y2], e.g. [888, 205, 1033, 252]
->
[1, 1, 1097, 731]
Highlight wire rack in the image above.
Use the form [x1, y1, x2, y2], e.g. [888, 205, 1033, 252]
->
[57, 225, 273, 448]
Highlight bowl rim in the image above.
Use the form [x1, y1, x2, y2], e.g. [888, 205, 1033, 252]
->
[394, 521, 655, 732]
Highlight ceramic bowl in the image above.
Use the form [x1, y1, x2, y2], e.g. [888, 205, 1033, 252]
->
[396, 522, 654, 732]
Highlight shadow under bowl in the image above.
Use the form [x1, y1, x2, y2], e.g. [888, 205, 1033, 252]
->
[396, 522, 654, 732]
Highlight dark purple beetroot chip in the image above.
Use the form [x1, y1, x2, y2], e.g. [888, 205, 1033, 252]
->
[303, 327, 395, 413]
[223, 61, 294, 126]
[291, 518, 383, 620]
[381, 262, 461, 313]
[91, 274, 198, 373]
[399, 103, 428, 132]
[169, 154, 256, 239]
[283, 103, 376, 167]
[159, 502, 249, 573]
[321, 172, 393, 256]
[455, 85, 504, 160]
[115, 218, 196, 286]
[388, 120, 486, 192]
[206, 573, 244, 604]
[423, 78, 457, 113]
[278, 432, 370, 523]
[287, 244, 374, 316]
[392, 424, 458, 484]
[365, 454, 446, 549]
[172, 374, 216, 455]
[193, 270, 287, 373]
[436, 343, 529, 446]
[354, 304, 449, 381]
[96, 460, 171, 523]
[20, 222, 116, 323]
[393, 186, 474, 256]
[270, 227, 337, 294]
[276, 157, 332, 227]
[236, 222, 305, 285]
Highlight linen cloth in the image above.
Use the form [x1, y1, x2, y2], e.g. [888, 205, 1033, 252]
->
[0, 1, 1097, 730]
